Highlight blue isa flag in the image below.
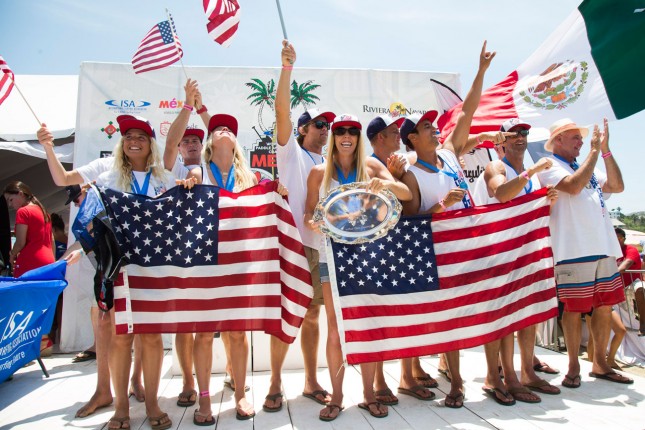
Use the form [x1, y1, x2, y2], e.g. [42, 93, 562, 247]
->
[0, 261, 67, 382]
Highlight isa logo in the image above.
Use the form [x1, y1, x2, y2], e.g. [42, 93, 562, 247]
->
[105, 99, 151, 114]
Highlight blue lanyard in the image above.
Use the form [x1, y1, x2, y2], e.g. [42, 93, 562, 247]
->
[335, 164, 357, 184]
[209, 161, 235, 191]
[371, 153, 386, 166]
[301, 146, 324, 165]
[130, 171, 152, 195]
[416, 155, 472, 208]
[553, 154, 605, 209]
[502, 157, 532, 194]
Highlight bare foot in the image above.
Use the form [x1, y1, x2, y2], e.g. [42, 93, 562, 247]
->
[75, 392, 113, 418]
[129, 382, 145, 402]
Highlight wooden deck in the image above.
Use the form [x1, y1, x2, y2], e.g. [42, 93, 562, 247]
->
[1, 345, 644, 430]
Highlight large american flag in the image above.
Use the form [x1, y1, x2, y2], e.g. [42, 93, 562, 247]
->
[203, 0, 241, 47]
[132, 14, 183, 74]
[0, 56, 14, 105]
[97, 182, 313, 343]
[329, 189, 557, 364]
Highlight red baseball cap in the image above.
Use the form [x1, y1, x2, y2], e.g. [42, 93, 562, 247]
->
[208, 114, 238, 136]
[183, 128, 205, 142]
[117, 115, 155, 138]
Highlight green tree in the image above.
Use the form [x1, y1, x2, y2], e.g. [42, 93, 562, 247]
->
[245, 78, 276, 131]
[290, 80, 321, 110]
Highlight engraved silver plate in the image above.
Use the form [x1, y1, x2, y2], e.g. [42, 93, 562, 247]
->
[313, 182, 402, 244]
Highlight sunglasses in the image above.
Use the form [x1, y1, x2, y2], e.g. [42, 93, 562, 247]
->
[514, 129, 530, 137]
[333, 127, 361, 136]
[311, 120, 329, 129]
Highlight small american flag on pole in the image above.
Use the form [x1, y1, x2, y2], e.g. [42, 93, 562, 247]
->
[131, 14, 183, 74]
[203, 0, 241, 47]
[329, 189, 557, 364]
[0, 56, 15, 105]
[96, 182, 313, 343]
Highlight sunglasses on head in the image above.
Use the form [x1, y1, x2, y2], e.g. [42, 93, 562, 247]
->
[513, 129, 530, 137]
[310, 120, 329, 129]
[333, 127, 361, 136]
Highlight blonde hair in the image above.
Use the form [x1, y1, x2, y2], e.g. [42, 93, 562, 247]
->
[321, 131, 369, 194]
[112, 136, 166, 191]
[203, 133, 256, 191]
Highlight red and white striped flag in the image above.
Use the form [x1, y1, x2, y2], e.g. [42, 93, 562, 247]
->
[0, 56, 15, 105]
[203, 0, 241, 47]
[96, 182, 313, 343]
[131, 15, 183, 74]
[328, 189, 557, 364]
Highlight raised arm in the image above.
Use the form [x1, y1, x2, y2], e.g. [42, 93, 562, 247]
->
[598, 119, 624, 193]
[194, 91, 211, 129]
[164, 79, 199, 170]
[444, 41, 495, 157]
[555, 125, 602, 195]
[276, 40, 296, 146]
[37, 123, 85, 185]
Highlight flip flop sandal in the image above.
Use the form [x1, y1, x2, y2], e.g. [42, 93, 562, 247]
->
[72, 350, 97, 363]
[482, 386, 516, 406]
[107, 416, 130, 429]
[562, 374, 581, 389]
[414, 374, 439, 388]
[358, 401, 388, 418]
[533, 362, 560, 374]
[193, 409, 215, 426]
[507, 386, 541, 403]
[397, 385, 436, 401]
[444, 392, 464, 409]
[438, 368, 451, 382]
[374, 388, 399, 405]
[523, 379, 561, 395]
[177, 389, 197, 407]
[588, 371, 634, 384]
[262, 392, 284, 412]
[148, 413, 172, 430]
[319, 404, 343, 421]
[302, 389, 331, 405]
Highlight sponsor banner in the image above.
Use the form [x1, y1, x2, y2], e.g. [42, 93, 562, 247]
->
[76, 63, 461, 181]
[0, 262, 67, 383]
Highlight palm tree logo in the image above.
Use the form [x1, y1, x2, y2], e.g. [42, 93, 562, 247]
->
[245, 78, 276, 132]
[290, 80, 321, 110]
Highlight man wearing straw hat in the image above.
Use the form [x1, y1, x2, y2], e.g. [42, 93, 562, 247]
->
[537, 118, 633, 387]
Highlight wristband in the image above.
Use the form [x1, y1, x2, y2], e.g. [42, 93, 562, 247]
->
[438, 200, 446, 211]
[602, 151, 612, 159]
[520, 170, 530, 180]
[282, 65, 293, 70]
[183, 104, 194, 111]
[196, 105, 208, 115]
[79, 249, 85, 257]
[476, 135, 482, 145]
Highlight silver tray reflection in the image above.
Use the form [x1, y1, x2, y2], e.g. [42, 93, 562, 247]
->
[313, 182, 402, 244]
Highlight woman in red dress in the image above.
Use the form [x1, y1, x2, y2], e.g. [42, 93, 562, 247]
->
[3, 181, 54, 277]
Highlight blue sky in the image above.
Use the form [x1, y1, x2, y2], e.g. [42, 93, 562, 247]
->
[1, 0, 643, 213]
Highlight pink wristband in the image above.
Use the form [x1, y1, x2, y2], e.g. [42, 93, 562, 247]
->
[476, 135, 482, 145]
[438, 200, 446, 211]
[200, 390, 210, 397]
[282, 65, 293, 70]
[520, 170, 530, 180]
[183, 104, 194, 111]
[602, 151, 612, 159]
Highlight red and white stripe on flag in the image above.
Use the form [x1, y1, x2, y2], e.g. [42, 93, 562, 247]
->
[336, 189, 557, 364]
[131, 18, 183, 74]
[203, 0, 241, 47]
[0, 56, 15, 105]
[113, 183, 314, 344]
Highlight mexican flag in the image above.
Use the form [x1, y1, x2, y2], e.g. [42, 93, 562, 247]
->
[438, 0, 645, 140]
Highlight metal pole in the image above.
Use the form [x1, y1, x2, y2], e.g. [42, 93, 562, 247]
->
[275, 0, 289, 40]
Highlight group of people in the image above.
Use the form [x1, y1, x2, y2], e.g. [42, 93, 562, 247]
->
[3, 38, 641, 428]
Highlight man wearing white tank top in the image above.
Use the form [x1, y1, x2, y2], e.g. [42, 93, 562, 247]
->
[472, 118, 560, 405]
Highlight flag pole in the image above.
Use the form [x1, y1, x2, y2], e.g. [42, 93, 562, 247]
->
[9, 76, 42, 126]
[165, 8, 189, 81]
[275, 0, 289, 40]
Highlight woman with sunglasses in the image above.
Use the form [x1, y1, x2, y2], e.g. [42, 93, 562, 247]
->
[304, 114, 411, 421]
[180, 113, 288, 424]
[96, 115, 186, 430]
